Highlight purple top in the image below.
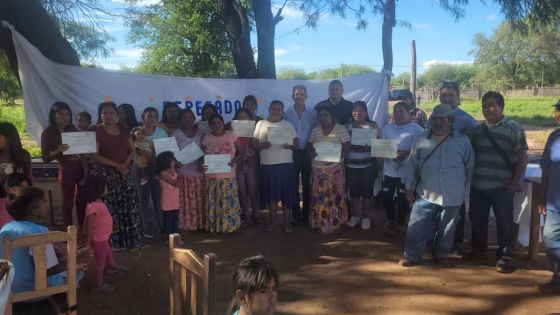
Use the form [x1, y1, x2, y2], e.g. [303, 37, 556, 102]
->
[542, 128, 560, 212]
[171, 128, 203, 177]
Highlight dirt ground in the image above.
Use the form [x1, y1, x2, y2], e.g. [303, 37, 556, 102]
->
[76, 207, 560, 315]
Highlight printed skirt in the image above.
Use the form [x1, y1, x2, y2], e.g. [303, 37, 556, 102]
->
[177, 174, 204, 231]
[205, 178, 242, 233]
[310, 163, 348, 234]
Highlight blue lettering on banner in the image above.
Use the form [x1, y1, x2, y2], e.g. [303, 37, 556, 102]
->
[177, 99, 242, 117]
[214, 101, 222, 114]
[234, 100, 241, 111]
[224, 100, 232, 115]
[185, 101, 194, 110]
[195, 101, 203, 116]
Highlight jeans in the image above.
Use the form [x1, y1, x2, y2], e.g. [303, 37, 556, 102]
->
[381, 175, 409, 224]
[404, 197, 461, 262]
[543, 208, 560, 280]
[133, 162, 162, 235]
[292, 150, 311, 224]
[453, 204, 466, 247]
[469, 187, 515, 258]
[163, 210, 179, 236]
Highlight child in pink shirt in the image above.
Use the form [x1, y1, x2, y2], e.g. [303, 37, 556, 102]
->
[83, 176, 128, 293]
[156, 151, 180, 237]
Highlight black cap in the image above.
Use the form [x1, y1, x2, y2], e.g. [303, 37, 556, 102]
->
[554, 99, 560, 110]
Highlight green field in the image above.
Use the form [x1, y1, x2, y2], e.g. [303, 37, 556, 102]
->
[0, 102, 41, 157]
[420, 96, 559, 127]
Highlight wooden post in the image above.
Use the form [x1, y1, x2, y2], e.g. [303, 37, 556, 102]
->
[204, 253, 216, 315]
[410, 40, 417, 106]
[169, 233, 182, 315]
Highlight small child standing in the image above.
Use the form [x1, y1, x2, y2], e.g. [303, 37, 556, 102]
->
[228, 255, 279, 315]
[156, 151, 180, 238]
[76, 111, 92, 131]
[133, 128, 152, 186]
[83, 176, 128, 293]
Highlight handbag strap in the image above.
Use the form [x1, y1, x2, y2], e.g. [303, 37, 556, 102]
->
[481, 124, 515, 170]
[415, 132, 450, 190]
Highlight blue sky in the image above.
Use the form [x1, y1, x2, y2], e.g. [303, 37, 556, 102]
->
[97, 0, 504, 75]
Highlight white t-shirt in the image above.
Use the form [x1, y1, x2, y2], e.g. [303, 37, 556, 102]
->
[253, 119, 297, 165]
[381, 122, 424, 179]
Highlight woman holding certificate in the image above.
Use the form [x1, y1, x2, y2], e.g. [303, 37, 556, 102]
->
[41, 102, 87, 228]
[345, 101, 381, 230]
[252, 100, 298, 233]
[158, 102, 181, 135]
[91, 101, 140, 250]
[307, 107, 351, 234]
[171, 109, 204, 231]
[202, 114, 242, 233]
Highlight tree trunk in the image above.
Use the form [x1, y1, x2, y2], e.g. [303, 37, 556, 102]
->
[219, 0, 257, 78]
[0, 0, 80, 81]
[252, 0, 276, 79]
[382, 0, 395, 76]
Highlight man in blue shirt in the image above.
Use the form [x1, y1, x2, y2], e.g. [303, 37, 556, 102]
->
[399, 104, 474, 267]
[284, 85, 317, 225]
[536, 100, 560, 293]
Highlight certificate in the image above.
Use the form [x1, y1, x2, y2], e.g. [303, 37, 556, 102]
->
[314, 141, 342, 163]
[153, 137, 180, 156]
[351, 128, 377, 146]
[267, 127, 293, 145]
[231, 120, 255, 138]
[371, 139, 398, 159]
[204, 154, 231, 174]
[175, 142, 204, 165]
[61, 132, 96, 155]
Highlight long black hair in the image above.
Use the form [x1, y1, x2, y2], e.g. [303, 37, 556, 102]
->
[156, 151, 177, 174]
[6, 186, 44, 221]
[48, 101, 75, 132]
[0, 122, 30, 177]
[118, 103, 140, 130]
[233, 107, 253, 121]
[161, 102, 180, 123]
[96, 101, 118, 124]
[85, 176, 107, 203]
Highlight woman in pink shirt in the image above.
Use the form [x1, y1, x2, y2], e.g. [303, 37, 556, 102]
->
[156, 151, 180, 237]
[202, 114, 242, 233]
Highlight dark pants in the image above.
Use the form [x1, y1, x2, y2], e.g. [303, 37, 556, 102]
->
[292, 149, 311, 224]
[163, 210, 179, 236]
[469, 187, 515, 258]
[453, 204, 466, 247]
[345, 164, 377, 199]
[381, 176, 409, 224]
[59, 162, 86, 228]
[134, 162, 162, 235]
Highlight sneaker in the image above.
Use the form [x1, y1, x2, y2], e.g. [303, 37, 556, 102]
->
[536, 277, 560, 293]
[142, 232, 154, 239]
[140, 178, 148, 186]
[452, 244, 466, 256]
[91, 283, 115, 293]
[346, 216, 360, 229]
[360, 218, 371, 230]
[398, 258, 420, 267]
[496, 257, 515, 273]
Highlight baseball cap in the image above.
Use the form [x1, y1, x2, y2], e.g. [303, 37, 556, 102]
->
[431, 104, 454, 118]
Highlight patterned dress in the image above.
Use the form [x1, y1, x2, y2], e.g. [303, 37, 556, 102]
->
[171, 128, 204, 230]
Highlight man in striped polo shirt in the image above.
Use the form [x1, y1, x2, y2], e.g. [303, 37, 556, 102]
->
[465, 91, 528, 273]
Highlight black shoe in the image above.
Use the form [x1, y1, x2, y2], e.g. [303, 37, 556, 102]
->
[496, 258, 515, 273]
[536, 277, 560, 293]
[452, 244, 466, 256]
[463, 250, 488, 260]
[433, 258, 452, 268]
[398, 258, 421, 267]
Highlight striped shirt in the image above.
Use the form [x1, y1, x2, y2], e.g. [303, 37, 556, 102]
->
[468, 116, 528, 190]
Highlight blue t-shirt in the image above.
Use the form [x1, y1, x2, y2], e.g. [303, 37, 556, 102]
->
[0, 221, 64, 294]
[542, 128, 560, 212]
[147, 127, 169, 141]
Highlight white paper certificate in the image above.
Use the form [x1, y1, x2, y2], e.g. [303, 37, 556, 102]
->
[314, 141, 342, 163]
[61, 132, 96, 155]
[231, 120, 255, 138]
[197, 121, 210, 133]
[153, 137, 180, 156]
[204, 154, 231, 174]
[267, 127, 293, 145]
[351, 128, 377, 146]
[371, 139, 398, 158]
[175, 142, 204, 165]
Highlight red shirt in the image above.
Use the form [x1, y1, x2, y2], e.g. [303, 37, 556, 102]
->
[96, 124, 131, 163]
[40, 126, 82, 168]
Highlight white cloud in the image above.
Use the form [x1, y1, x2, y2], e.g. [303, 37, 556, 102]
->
[486, 13, 497, 21]
[111, 0, 160, 6]
[276, 60, 306, 67]
[345, 21, 358, 27]
[412, 23, 432, 29]
[114, 48, 144, 59]
[422, 60, 474, 68]
[274, 45, 301, 57]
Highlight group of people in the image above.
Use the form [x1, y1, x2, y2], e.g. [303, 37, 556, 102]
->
[0, 78, 559, 305]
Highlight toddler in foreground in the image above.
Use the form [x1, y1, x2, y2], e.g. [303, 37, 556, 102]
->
[82, 176, 129, 293]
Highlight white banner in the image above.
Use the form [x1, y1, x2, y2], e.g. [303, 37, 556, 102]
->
[4, 22, 389, 142]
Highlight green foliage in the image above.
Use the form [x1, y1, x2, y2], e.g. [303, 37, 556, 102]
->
[418, 64, 479, 88]
[277, 64, 376, 80]
[0, 102, 41, 157]
[127, 0, 235, 77]
[421, 96, 558, 127]
[391, 72, 410, 87]
[0, 52, 21, 103]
